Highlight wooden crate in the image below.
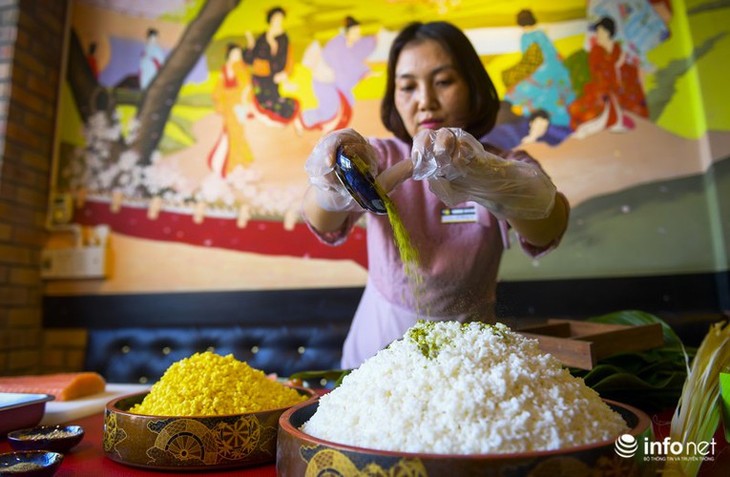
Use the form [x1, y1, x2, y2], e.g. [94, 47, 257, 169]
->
[516, 319, 664, 370]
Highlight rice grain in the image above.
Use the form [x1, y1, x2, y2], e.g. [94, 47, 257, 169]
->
[303, 321, 628, 454]
[129, 351, 307, 416]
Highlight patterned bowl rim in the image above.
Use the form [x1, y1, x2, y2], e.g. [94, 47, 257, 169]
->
[278, 397, 651, 460]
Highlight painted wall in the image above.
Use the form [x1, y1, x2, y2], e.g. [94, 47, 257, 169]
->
[44, 0, 730, 298]
[685, 0, 730, 277]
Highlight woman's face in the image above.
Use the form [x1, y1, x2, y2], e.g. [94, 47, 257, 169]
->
[228, 47, 242, 63]
[595, 26, 613, 47]
[269, 12, 284, 35]
[345, 24, 361, 44]
[394, 39, 471, 138]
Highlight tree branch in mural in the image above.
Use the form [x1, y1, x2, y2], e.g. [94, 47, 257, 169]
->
[66, 0, 241, 199]
[68, 29, 102, 123]
[132, 0, 241, 166]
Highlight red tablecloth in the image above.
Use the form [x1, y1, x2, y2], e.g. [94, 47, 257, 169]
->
[2, 409, 728, 476]
[0, 412, 276, 477]
[650, 408, 729, 477]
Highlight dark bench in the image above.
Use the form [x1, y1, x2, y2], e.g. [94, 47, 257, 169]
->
[84, 323, 350, 384]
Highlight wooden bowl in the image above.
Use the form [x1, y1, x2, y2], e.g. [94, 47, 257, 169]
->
[277, 398, 657, 477]
[104, 388, 315, 471]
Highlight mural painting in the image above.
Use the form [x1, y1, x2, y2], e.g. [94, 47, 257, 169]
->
[46, 0, 730, 294]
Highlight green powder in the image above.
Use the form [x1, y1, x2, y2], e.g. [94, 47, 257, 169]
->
[406, 320, 506, 359]
[376, 183, 424, 313]
[406, 320, 446, 359]
[342, 149, 424, 312]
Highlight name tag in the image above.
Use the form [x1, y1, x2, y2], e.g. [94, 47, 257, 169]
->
[441, 206, 477, 224]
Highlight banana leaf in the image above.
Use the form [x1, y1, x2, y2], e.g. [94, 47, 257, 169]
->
[288, 369, 351, 388]
[570, 310, 696, 412]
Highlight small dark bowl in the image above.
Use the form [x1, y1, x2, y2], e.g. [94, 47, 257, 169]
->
[0, 450, 63, 477]
[334, 146, 388, 215]
[8, 425, 84, 454]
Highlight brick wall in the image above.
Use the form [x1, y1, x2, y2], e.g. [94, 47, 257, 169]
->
[0, 0, 72, 375]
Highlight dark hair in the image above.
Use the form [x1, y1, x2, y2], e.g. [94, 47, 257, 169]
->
[591, 16, 616, 37]
[344, 15, 359, 30]
[516, 9, 537, 27]
[146, 28, 158, 38]
[380, 21, 500, 143]
[266, 6, 285, 24]
[226, 42, 241, 58]
[529, 109, 550, 121]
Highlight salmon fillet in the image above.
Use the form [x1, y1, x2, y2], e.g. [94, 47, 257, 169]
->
[0, 372, 106, 401]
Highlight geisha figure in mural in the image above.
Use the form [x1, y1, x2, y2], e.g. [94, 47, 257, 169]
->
[568, 16, 649, 138]
[299, 16, 377, 133]
[207, 43, 254, 178]
[589, 0, 672, 70]
[484, 109, 572, 150]
[243, 6, 300, 126]
[502, 9, 575, 128]
[140, 28, 165, 90]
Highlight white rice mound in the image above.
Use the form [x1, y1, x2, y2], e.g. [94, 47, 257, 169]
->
[302, 321, 628, 454]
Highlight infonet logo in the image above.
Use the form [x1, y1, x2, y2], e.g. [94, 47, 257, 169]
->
[615, 434, 639, 458]
[615, 434, 717, 463]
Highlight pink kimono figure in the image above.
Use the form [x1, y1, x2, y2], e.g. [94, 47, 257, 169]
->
[300, 16, 376, 133]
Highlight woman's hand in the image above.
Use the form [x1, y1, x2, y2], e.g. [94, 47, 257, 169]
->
[410, 127, 567, 247]
[303, 129, 379, 233]
[411, 128, 484, 181]
[305, 128, 377, 212]
[410, 127, 557, 221]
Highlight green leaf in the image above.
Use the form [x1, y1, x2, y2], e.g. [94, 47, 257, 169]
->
[288, 369, 351, 388]
[569, 310, 695, 412]
[587, 309, 685, 349]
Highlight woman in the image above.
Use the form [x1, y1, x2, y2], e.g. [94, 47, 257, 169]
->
[303, 21, 570, 368]
[503, 9, 575, 127]
[207, 43, 254, 177]
[300, 16, 377, 133]
[140, 28, 165, 90]
[569, 16, 649, 137]
[243, 6, 299, 126]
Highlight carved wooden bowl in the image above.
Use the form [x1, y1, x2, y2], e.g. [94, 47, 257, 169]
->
[277, 398, 657, 477]
[104, 388, 315, 471]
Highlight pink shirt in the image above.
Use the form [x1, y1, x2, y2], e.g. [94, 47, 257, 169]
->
[307, 136, 555, 368]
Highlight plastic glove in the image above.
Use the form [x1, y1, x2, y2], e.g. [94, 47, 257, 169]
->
[411, 128, 556, 220]
[304, 128, 378, 212]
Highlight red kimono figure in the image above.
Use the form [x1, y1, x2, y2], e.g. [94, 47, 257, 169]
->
[569, 16, 649, 138]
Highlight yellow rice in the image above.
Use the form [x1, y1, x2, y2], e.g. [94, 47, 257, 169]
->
[129, 351, 307, 416]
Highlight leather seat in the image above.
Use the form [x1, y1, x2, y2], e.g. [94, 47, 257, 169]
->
[84, 323, 349, 384]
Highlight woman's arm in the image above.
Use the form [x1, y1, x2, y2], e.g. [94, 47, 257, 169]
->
[302, 186, 352, 234]
[507, 191, 569, 248]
